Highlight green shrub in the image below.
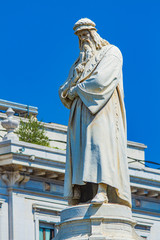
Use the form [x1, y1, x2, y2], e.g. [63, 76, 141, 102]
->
[17, 116, 50, 147]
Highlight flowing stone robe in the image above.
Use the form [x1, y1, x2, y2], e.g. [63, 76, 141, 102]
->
[59, 44, 132, 207]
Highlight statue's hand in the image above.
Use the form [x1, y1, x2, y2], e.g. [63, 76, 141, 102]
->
[76, 63, 85, 74]
[59, 81, 71, 98]
[71, 64, 85, 85]
[67, 86, 78, 101]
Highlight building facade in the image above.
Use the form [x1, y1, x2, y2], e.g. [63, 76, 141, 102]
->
[0, 99, 159, 240]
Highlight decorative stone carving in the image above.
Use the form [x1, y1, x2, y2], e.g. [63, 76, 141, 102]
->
[1, 171, 21, 186]
[1, 108, 19, 141]
[1, 170, 30, 186]
[57, 18, 143, 240]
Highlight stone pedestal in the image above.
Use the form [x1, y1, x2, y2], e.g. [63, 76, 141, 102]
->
[54, 204, 142, 240]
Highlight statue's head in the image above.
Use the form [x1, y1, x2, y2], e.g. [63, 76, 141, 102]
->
[73, 18, 109, 51]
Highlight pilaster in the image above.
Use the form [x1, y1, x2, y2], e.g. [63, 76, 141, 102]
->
[0, 170, 30, 240]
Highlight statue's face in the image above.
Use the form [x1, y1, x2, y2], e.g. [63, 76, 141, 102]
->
[77, 30, 91, 42]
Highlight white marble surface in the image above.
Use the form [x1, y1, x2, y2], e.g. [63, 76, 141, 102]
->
[147, 222, 160, 240]
[59, 18, 131, 206]
[55, 203, 143, 240]
[1, 108, 19, 141]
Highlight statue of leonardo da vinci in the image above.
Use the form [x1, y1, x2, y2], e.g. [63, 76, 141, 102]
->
[59, 18, 131, 207]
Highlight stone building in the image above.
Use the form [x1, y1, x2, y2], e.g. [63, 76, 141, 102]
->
[0, 99, 159, 240]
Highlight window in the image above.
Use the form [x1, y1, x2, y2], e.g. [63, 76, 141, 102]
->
[39, 222, 54, 240]
[33, 203, 60, 240]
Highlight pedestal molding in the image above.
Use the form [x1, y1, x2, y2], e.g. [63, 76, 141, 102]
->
[54, 204, 143, 240]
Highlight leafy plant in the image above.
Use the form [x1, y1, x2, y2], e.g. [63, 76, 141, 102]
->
[16, 116, 50, 147]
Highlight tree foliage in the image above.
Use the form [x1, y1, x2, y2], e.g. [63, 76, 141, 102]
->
[17, 116, 50, 147]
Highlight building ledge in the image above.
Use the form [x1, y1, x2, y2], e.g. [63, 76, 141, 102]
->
[0, 139, 65, 180]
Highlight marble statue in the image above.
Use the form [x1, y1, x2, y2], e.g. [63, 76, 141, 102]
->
[59, 18, 131, 207]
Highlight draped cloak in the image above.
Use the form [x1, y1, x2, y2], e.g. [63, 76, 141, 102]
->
[59, 45, 132, 207]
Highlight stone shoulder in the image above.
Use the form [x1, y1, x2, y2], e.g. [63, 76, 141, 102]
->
[104, 44, 123, 63]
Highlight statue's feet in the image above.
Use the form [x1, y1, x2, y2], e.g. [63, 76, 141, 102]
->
[73, 185, 81, 200]
[91, 192, 108, 205]
[68, 199, 79, 205]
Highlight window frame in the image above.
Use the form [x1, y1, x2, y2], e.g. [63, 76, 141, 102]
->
[39, 222, 55, 240]
[33, 204, 60, 240]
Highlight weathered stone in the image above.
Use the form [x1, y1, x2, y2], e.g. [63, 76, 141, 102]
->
[1, 108, 19, 141]
[59, 17, 131, 207]
[54, 204, 143, 240]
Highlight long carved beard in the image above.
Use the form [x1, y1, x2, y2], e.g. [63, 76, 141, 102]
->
[72, 40, 95, 83]
[79, 40, 94, 63]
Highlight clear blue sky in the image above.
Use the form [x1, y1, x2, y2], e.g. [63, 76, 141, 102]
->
[0, 1, 160, 167]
